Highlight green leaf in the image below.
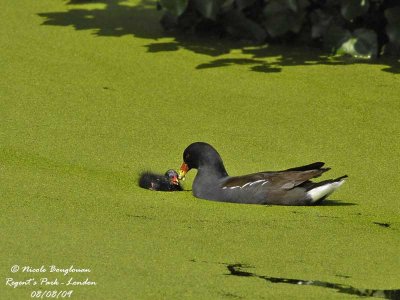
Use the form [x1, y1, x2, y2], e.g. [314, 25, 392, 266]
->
[160, 11, 178, 30]
[287, 0, 309, 12]
[235, 0, 257, 10]
[222, 9, 267, 42]
[384, 6, 400, 24]
[263, 1, 307, 37]
[297, 0, 309, 9]
[193, 0, 222, 20]
[324, 24, 351, 51]
[354, 29, 377, 57]
[386, 24, 400, 46]
[279, 0, 309, 12]
[263, 2, 290, 37]
[337, 28, 378, 58]
[341, 0, 369, 21]
[385, 6, 400, 46]
[287, 0, 298, 11]
[221, 0, 235, 12]
[310, 9, 333, 39]
[159, 0, 188, 16]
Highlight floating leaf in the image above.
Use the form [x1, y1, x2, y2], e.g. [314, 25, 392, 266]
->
[311, 9, 333, 39]
[159, 0, 188, 16]
[222, 9, 266, 42]
[384, 6, 400, 24]
[263, 2, 291, 37]
[160, 11, 178, 30]
[193, 0, 222, 20]
[353, 29, 378, 57]
[341, 0, 369, 21]
[385, 6, 400, 46]
[287, 0, 298, 11]
[386, 24, 400, 47]
[157, 0, 398, 59]
[278, 0, 309, 12]
[263, 0, 308, 37]
[221, 0, 235, 12]
[324, 24, 351, 51]
[289, 0, 309, 12]
[337, 28, 377, 58]
[235, 0, 257, 10]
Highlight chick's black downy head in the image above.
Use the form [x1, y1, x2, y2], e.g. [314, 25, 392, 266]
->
[165, 169, 179, 186]
[139, 170, 182, 191]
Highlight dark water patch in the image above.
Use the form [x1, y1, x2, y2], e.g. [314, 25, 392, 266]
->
[373, 222, 391, 228]
[220, 292, 243, 299]
[102, 86, 116, 91]
[320, 200, 357, 206]
[226, 264, 400, 299]
[126, 214, 154, 220]
[227, 264, 254, 277]
[189, 259, 214, 264]
[336, 274, 352, 279]
[317, 215, 340, 219]
[147, 42, 180, 52]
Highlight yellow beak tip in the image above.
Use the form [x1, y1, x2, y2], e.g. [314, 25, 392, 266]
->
[178, 171, 186, 180]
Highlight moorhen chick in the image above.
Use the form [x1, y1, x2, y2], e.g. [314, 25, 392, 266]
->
[139, 170, 183, 191]
[178, 142, 347, 205]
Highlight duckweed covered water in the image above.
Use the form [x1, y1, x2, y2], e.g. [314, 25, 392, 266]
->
[1, 0, 400, 299]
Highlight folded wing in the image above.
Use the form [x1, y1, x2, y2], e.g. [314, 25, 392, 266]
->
[222, 162, 330, 190]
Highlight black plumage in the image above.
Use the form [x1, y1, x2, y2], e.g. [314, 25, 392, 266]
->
[139, 170, 183, 191]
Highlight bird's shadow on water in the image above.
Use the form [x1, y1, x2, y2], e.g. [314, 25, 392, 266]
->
[225, 263, 400, 300]
[38, 0, 400, 74]
[319, 199, 357, 206]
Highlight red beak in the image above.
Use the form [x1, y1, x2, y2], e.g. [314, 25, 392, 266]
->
[178, 162, 189, 180]
[170, 175, 179, 185]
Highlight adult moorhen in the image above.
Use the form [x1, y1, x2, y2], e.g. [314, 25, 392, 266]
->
[178, 142, 347, 205]
[139, 170, 182, 191]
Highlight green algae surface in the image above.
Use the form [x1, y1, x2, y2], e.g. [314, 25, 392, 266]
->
[1, 1, 400, 299]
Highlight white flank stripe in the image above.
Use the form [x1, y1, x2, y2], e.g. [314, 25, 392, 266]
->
[223, 179, 269, 190]
[249, 180, 265, 186]
[241, 182, 252, 188]
[223, 186, 240, 190]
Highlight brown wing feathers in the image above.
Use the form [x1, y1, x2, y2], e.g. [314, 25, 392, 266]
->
[223, 163, 330, 189]
[284, 162, 326, 172]
[274, 168, 330, 190]
[223, 173, 265, 187]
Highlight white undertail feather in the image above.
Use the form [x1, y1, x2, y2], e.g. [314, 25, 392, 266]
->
[307, 179, 346, 203]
